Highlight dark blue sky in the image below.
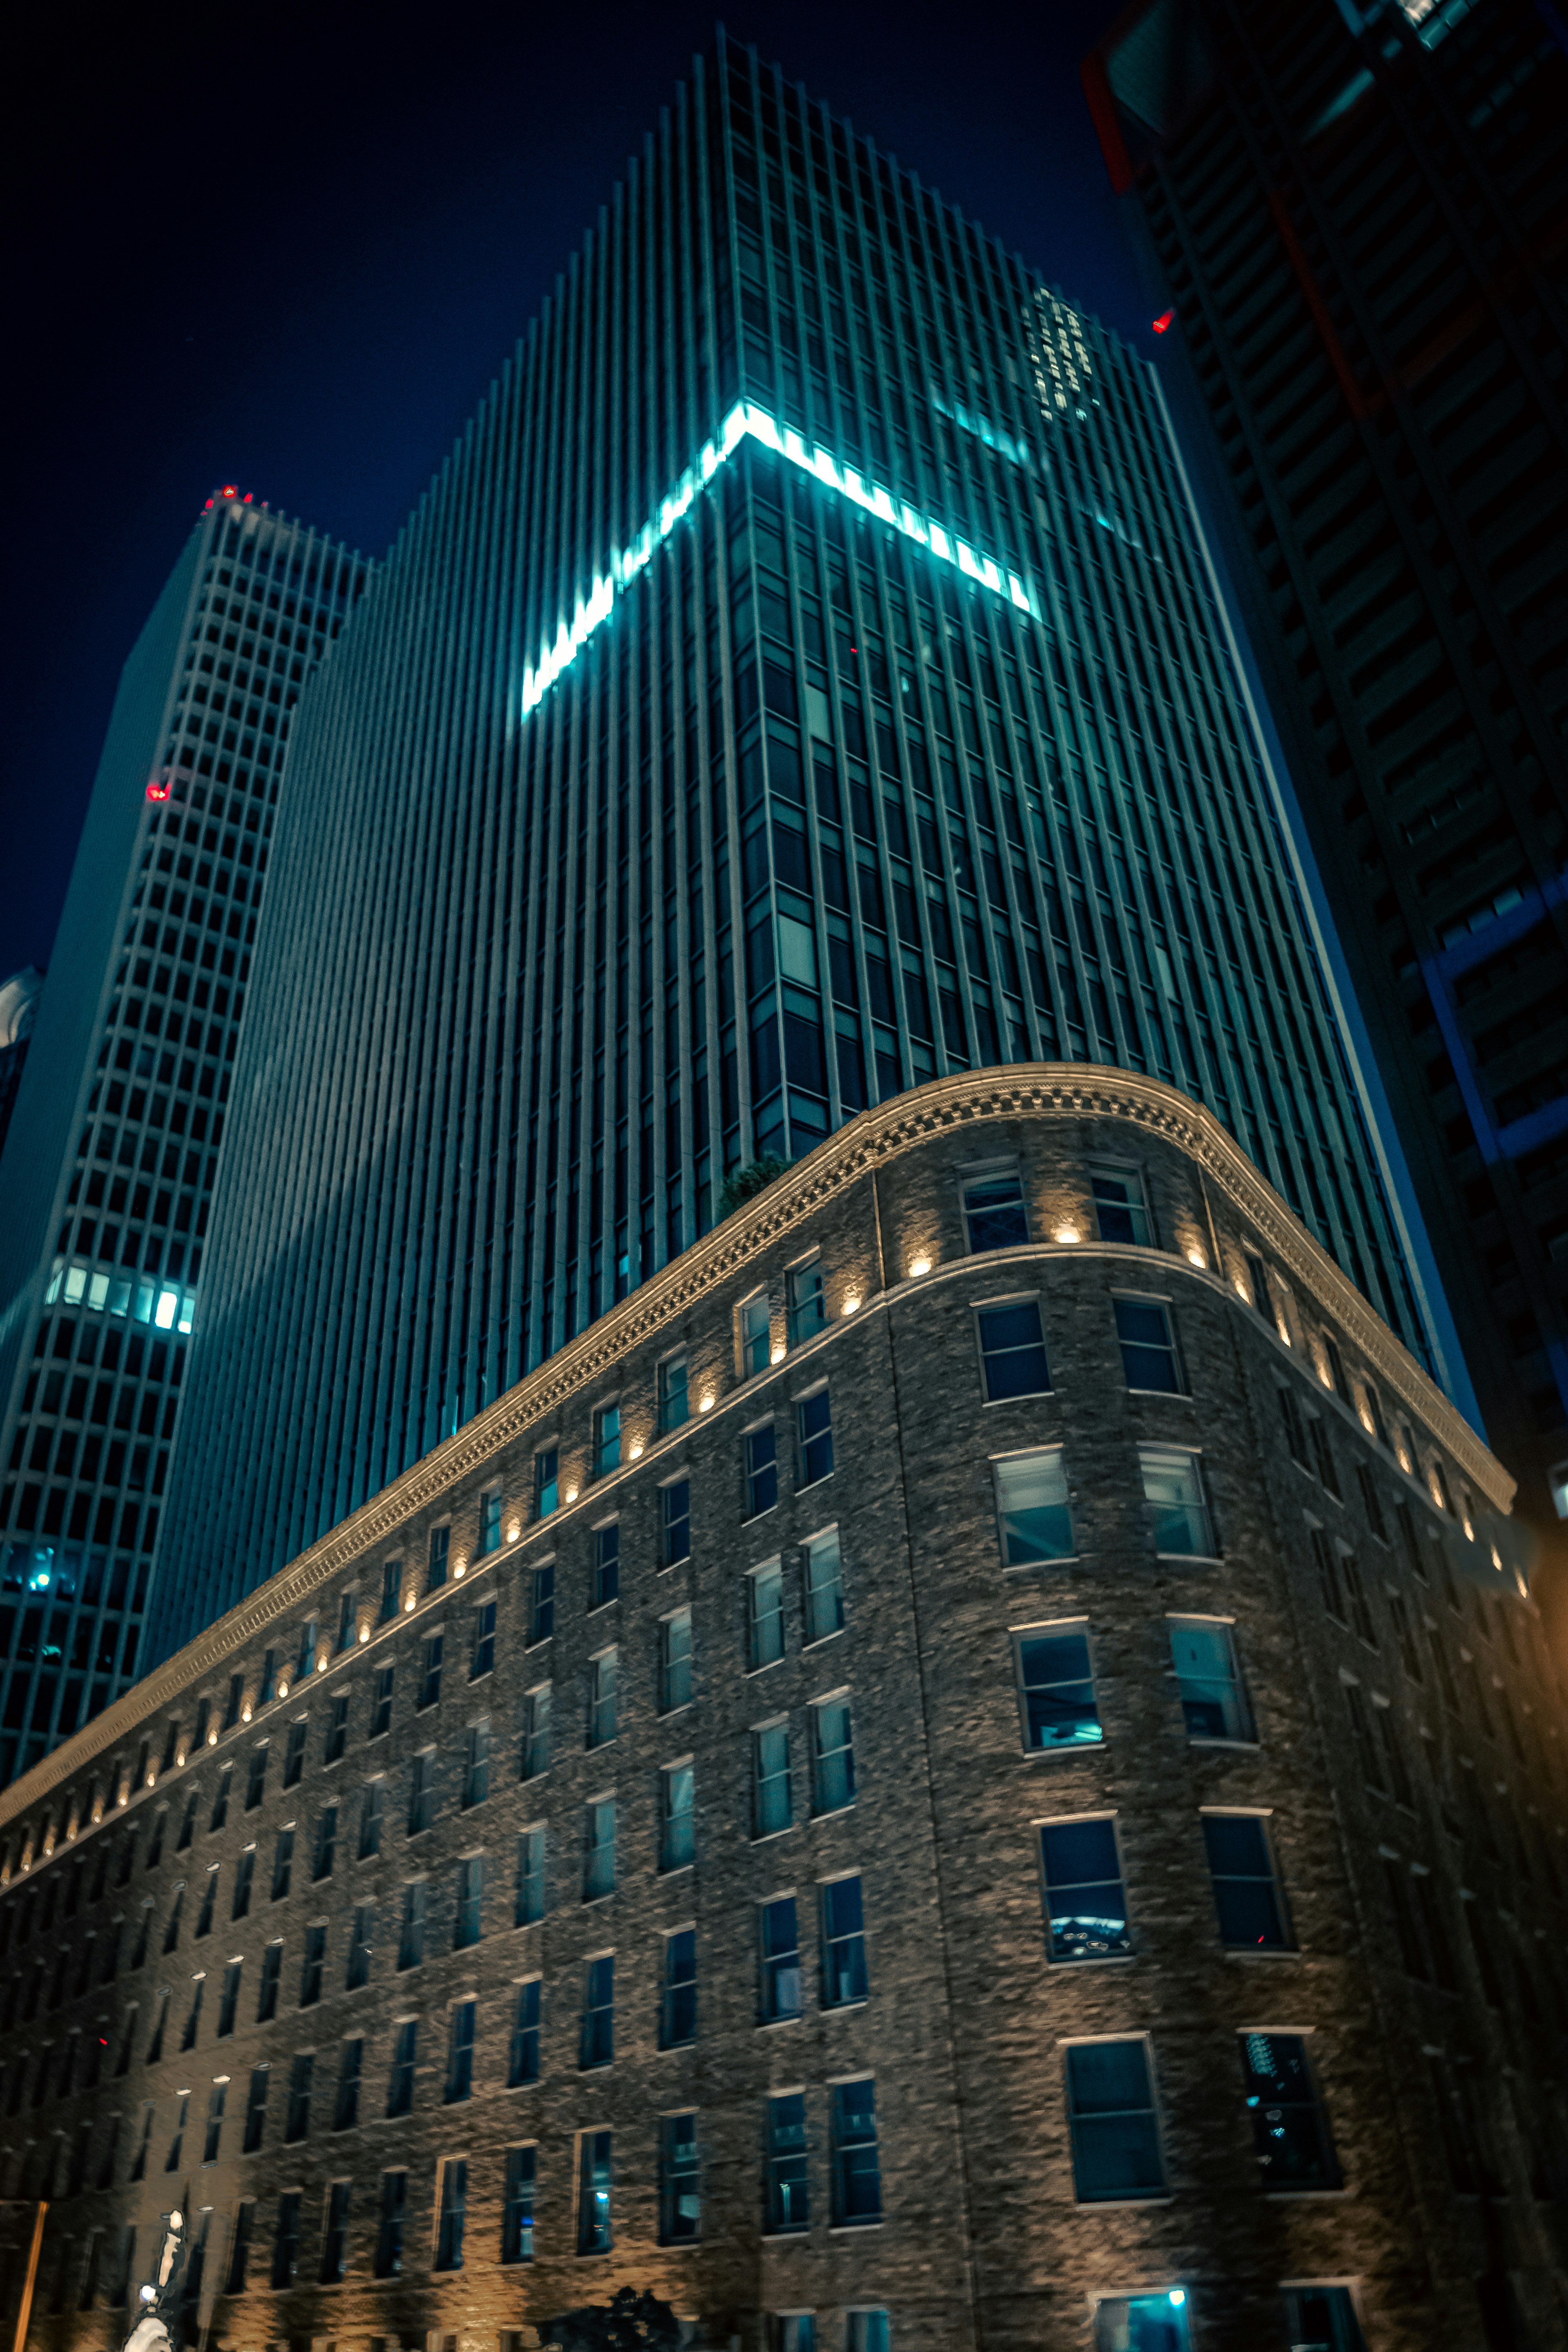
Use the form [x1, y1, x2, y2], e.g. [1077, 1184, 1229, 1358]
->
[2, 0, 1146, 980]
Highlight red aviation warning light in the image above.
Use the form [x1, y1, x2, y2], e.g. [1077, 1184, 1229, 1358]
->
[147, 780, 171, 802]
[1152, 310, 1175, 334]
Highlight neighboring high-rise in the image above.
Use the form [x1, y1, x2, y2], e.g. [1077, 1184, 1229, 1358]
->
[0, 967, 43, 1160]
[0, 496, 368, 1790]
[1081, 0, 1568, 1575]
[156, 31, 1446, 1655]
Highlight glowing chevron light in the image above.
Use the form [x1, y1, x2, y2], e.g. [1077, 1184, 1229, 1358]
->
[520, 399, 1038, 715]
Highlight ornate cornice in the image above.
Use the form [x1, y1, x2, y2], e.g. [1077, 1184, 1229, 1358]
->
[0, 1065, 1507, 1835]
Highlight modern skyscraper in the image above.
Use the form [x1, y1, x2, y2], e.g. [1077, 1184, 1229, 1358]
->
[1081, 0, 1568, 1576]
[158, 31, 1444, 1655]
[0, 495, 367, 1789]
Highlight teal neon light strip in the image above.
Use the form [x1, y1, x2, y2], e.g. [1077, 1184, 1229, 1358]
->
[521, 399, 1038, 714]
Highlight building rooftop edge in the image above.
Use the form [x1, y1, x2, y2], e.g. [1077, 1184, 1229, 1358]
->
[0, 1064, 1507, 1831]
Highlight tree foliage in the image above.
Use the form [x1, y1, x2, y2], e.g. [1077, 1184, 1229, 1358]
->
[717, 1153, 792, 1217]
[537, 2289, 681, 2352]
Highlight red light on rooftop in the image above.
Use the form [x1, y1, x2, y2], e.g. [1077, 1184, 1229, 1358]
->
[221, 483, 237, 497]
[146, 782, 170, 802]
[243, 492, 252, 503]
[1152, 309, 1175, 335]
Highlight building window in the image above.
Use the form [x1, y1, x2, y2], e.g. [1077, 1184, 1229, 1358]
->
[408, 1750, 436, 1835]
[754, 1722, 793, 1838]
[320, 2180, 352, 2284]
[515, 1826, 546, 1927]
[661, 1762, 696, 1871]
[659, 1607, 693, 1712]
[336, 1591, 357, 1655]
[379, 1560, 402, 1623]
[502, 2145, 536, 2263]
[766, 2091, 810, 2232]
[417, 1634, 444, 1712]
[434, 2156, 468, 2271]
[508, 1980, 541, 2086]
[217, 1958, 243, 2036]
[1279, 2288, 1365, 2351]
[976, 1299, 1051, 1401]
[386, 2020, 418, 2117]
[332, 2037, 362, 2131]
[746, 1422, 780, 1517]
[804, 1528, 844, 1644]
[445, 1998, 477, 2101]
[271, 1829, 295, 1904]
[243, 2068, 270, 2153]
[1092, 2300, 1189, 2350]
[583, 1798, 617, 1900]
[1040, 1817, 1131, 1962]
[271, 2190, 302, 2289]
[760, 1895, 803, 2022]
[661, 1926, 698, 2048]
[821, 1872, 869, 2005]
[256, 1942, 281, 2022]
[369, 1667, 394, 1740]
[811, 1696, 855, 1813]
[324, 1693, 350, 1764]
[1239, 2031, 1338, 2188]
[658, 1352, 690, 1432]
[374, 2169, 406, 2277]
[427, 1525, 450, 1591]
[244, 1746, 269, 1812]
[358, 1780, 385, 1860]
[592, 1522, 619, 1608]
[521, 1684, 551, 1781]
[587, 1650, 618, 1748]
[593, 1403, 621, 1478]
[209, 1767, 232, 1833]
[1140, 1446, 1215, 1557]
[299, 1922, 327, 2005]
[659, 2111, 702, 2243]
[471, 1600, 497, 1680]
[1090, 1163, 1151, 1246]
[662, 1479, 691, 1566]
[994, 1448, 1074, 1564]
[1168, 1617, 1253, 1742]
[1115, 1298, 1182, 1392]
[230, 1851, 253, 1921]
[769, 2320, 817, 2352]
[797, 1387, 834, 1485]
[787, 1255, 828, 1344]
[964, 1167, 1028, 1251]
[201, 2079, 226, 2164]
[284, 2052, 314, 2143]
[748, 1561, 786, 1669]
[224, 2205, 253, 2294]
[1016, 1623, 1101, 1750]
[454, 1854, 484, 1949]
[1203, 1815, 1289, 1949]
[223, 1673, 243, 1731]
[397, 1882, 425, 1971]
[529, 1561, 555, 1645]
[535, 1448, 559, 1520]
[1066, 2039, 1165, 2201]
[830, 2077, 882, 2224]
[577, 2129, 613, 2254]
[740, 1288, 773, 1376]
[462, 1719, 490, 1811]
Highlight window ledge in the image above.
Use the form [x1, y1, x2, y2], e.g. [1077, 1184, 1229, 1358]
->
[803, 1628, 847, 1650]
[1261, 2186, 1348, 2200]
[1125, 1388, 1192, 1400]
[1023, 1742, 1106, 1761]
[751, 1825, 799, 1846]
[828, 2223, 885, 2235]
[758, 2013, 804, 2030]
[796, 1474, 835, 1495]
[1075, 2195, 1174, 2209]
[1155, 1552, 1223, 1565]
[1005, 1558, 1080, 1571]
[1221, 1945, 1300, 1960]
[1049, 1954, 1136, 1970]
[982, 1391, 1054, 1406]
[1185, 1738, 1260, 1753]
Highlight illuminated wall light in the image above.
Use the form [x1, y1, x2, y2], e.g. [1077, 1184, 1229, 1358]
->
[405, 1594, 417, 1612]
[628, 1442, 644, 1461]
[770, 1343, 787, 1365]
[843, 1296, 861, 1315]
[174, 1754, 186, 1771]
[699, 1394, 715, 1413]
[359, 1624, 370, 1644]
[507, 1521, 522, 1541]
[909, 1256, 932, 1278]
[520, 401, 1038, 717]
[241, 1706, 252, 1724]
[1185, 1246, 1206, 1268]
[316, 1653, 329, 1672]
[1233, 1276, 1250, 1300]
[454, 1559, 467, 1579]
[1490, 1544, 1503, 1572]
[1515, 1569, 1528, 1598]
[206, 1726, 218, 1746]
[1054, 1227, 1080, 1247]
[1315, 1352, 1334, 1389]
[564, 1486, 579, 1504]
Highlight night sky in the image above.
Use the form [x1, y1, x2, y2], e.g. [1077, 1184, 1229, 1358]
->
[3, 0, 1146, 982]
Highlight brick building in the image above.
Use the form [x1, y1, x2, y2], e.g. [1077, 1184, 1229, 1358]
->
[0, 1070, 1561, 2352]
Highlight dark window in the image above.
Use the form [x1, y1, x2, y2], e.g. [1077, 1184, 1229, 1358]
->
[592, 1523, 619, 1608]
[746, 1423, 779, 1517]
[1040, 1818, 1131, 1961]
[1065, 2040, 1164, 2200]
[798, 1387, 833, 1484]
[662, 1479, 691, 1566]
[1203, 1815, 1288, 1949]
[963, 1169, 1028, 1251]
[977, 1300, 1050, 1400]
[1017, 1626, 1100, 1750]
[760, 1895, 802, 2022]
[580, 1954, 614, 2067]
[766, 2092, 809, 2232]
[1114, 1298, 1181, 1392]
[661, 1928, 697, 2048]
[508, 1979, 541, 2086]
[829, 2078, 882, 2224]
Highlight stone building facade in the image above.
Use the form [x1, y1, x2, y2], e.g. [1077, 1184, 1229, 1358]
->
[0, 1070, 1561, 2352]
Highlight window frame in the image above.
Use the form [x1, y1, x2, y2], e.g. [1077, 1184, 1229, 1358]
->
[1087, 1158, 1153, 1247]
[973, 1292, 1052, 1404]
[1062, 2032, 1169, 2205]
[993, 1444, 1075, 1568]
[1013, 1618, 1102, 1754]
[960, 1160, 1030, 1254]
[1112, 1292, 1185, 1395]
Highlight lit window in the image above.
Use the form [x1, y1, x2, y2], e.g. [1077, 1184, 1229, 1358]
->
[1089, 1163, 1152, 1246]
[1040, 1817, 1131, 1961]
[1065, 2039, 1165, 2201]
[994, 1448, 1074, 1564]
[1238, 2031, 1338, 2189]
[976, 1299, 1051, 1401]
[1115, 1297, 1182, 1392]
[1092, 2296, 1190, 2350]
[963, 1168, 1028, 1252]
[479, 1488, 503, 1554]
[1139, 1446, 1214, 1557]
[1203, 1815, 1289, 1949]
[1016, 1623, 1101, 1750]
[577, 2129, 613, 2254]
[593, 1403, 621, 1478]
[1168, 1617, 1253, 1742]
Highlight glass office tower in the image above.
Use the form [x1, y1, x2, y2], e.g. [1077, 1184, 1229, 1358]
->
[1082, 0, 1568, 1568]
[155, 32, 1442, 1652]
[0, 496, 366, 1787]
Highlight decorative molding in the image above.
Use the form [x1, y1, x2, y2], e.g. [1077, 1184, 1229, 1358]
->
[0, 1064, 1508, 1837]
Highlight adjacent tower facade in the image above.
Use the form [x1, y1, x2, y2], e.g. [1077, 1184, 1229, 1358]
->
[0, 497, 368, 1789]
[157, 34, 1441, 1655]
[1081, 0, 1568, 1564]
